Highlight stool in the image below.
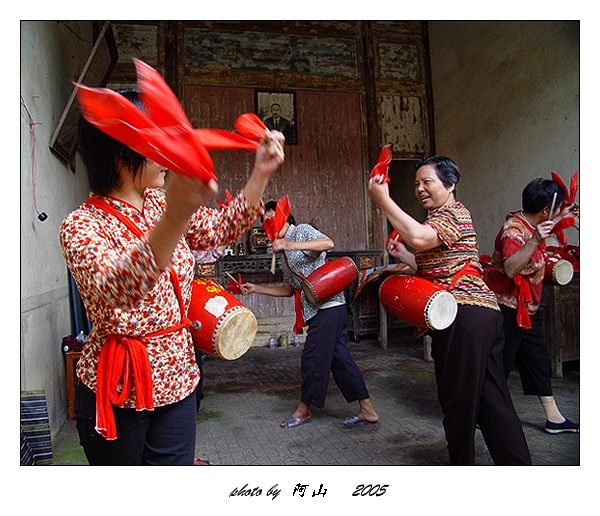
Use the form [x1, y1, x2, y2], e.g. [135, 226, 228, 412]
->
[65, 351, 82, 420]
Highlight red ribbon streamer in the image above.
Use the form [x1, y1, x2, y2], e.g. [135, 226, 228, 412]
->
[263, 196, 291, 241]
[76, 59, 264, 185]
[369, 144, 392, 184]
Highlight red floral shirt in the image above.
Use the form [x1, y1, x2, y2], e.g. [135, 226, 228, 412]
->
[60, 188, 262, 408]
[486, 213, 546, 314]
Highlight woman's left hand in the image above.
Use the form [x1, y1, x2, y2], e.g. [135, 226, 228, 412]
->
[368, 175, 391, 204]
[272, 238, 289, 252]
[253, 130, 285, 179]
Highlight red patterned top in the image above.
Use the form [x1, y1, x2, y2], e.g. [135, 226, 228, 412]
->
[485, 213, 546, 314]
[60, 188, 262, 408]
[416, 202, 499, 311]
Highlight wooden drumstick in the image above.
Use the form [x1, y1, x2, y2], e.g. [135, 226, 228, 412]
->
[548, 192, 557, 220]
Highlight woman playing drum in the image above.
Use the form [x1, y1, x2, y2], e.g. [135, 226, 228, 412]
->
[241, 201, 379, 428]
[60, 89, 285, 465]
[485, 178, 579, 434]
[369, 154, 531, 465]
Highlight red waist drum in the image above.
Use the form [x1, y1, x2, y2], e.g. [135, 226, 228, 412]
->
[188, 278, 257, 360]
[379, 275, 457, 330]
[301, 257, 359, 304]
[544, 257, 573, 286]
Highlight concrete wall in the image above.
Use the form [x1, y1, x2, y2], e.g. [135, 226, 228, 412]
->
[20, 21, 93, 434]
[427, 21, 579, 254]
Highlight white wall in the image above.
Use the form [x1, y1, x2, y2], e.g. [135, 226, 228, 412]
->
[20, 21, 93, 434]
[427, 21, 579, 254]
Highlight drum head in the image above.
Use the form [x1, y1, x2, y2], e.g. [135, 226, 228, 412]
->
[213, 307, 258, 360]
[425, 291, 458, 330]
[553, 260, 574, 285]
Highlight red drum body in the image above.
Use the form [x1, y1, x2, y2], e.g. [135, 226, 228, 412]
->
[379, 275, 457, 330]
[188, 278, 257, 360]
[301, 257, 359, 304]
[544, 257, 573, 286]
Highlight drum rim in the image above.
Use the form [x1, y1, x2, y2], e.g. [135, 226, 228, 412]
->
[424, 290, 457, 330]
[212, 305, 257, 360]
[551, 259, 574, 285]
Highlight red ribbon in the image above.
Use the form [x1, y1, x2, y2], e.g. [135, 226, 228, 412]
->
[292, 290, 306, 334]
[76, 59, 264, 185]
[369, 145, 392, 183]
[95, 335, 154, 440]
[513, 274, 533, 329]
[263, 196, 291, 241]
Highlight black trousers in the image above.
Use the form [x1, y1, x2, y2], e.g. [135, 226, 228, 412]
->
[500, 305, 553, 396]
[300, 304, 370, 408]
[430, 305, 531, 465]
[74, 381, 197, 465]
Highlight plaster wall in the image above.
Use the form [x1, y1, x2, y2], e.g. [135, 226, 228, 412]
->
[427, 21, 579, 254]
[20, 21, 93, 434]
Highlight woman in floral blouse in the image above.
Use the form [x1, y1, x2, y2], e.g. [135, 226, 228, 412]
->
[485, 178, 579, 435]
[368, 155, 531, 465]
[60, 90, 285, 465]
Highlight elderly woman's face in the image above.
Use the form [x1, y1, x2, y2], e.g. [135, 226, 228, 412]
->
[415, 164, 455, 211]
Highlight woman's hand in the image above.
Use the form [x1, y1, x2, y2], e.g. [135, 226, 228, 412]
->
[533, 220, 555, 243]
[240, 282, 256, 295]
[254, 131, 285, 179]
[368, 175, 391, 205]
[387, 239, 417, 269]
[387, 239, 407, 260]
[242, 131, 285, 208]
[164, 172, 219, 225]
[149, 173, 218, 270]
[557, 202, 579, 223]
[272, 238, 288, 252]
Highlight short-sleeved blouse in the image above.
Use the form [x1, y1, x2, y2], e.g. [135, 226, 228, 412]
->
[59, 188, 262, 408]
[415, 201, 499, 311]
[485, 213, 546, 314]
[282, 224, 345, 323]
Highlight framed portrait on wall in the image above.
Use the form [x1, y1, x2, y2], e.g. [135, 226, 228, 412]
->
[255, 90, 297, 145]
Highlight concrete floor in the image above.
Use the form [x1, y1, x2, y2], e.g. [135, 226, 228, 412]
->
[52, 333, 580, 467]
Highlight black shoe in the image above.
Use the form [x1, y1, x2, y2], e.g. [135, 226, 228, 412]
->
[544, 418, 580, 434]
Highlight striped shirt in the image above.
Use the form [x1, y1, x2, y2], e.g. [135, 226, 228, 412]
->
[415, 201, 499, 311]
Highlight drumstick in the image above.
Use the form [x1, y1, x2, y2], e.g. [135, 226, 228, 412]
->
[270, 251, 276, 274]
[548, 192, 557, 220]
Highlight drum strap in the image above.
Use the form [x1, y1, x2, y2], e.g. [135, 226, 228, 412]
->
[84, 197, 193, 440]
[281, 251, 306, 334]
[446, 258, 482, 291]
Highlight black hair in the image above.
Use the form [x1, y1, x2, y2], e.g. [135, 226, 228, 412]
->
[415, 155, 461, 193]
[522, 178, 566, 214]
[77, 89, 148, 196]
[263, 200, 296, 225]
